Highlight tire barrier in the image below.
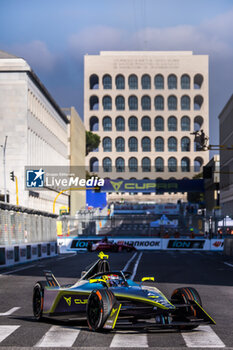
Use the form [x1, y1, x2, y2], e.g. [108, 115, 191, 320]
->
[0, 241, 57, 268]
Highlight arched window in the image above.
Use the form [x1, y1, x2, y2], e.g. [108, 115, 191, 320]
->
[115, 116, 125, 131]
[142, 157, 151, 172]
[103, 74, 112, 89]
[141, 116, 151, 131]
[141, 95, 151, 110]
[194, 95, 203, 110]
[181, 137, 190, 151]
[168, 137, 177, 151]
[128, 116, 138, 131]
[154, 96, 164, 110]
[128, 95, 138, 110]
[155, 157, 164, 172]
[102, 116, 112, 131]
[103, 137, 112, 152]
[141, 74, 151, 89]
[181, 116, 190, 131]
[128, 74, 138, 89]
[115, 96, 125, 110]
[142, 137, 151, 151]
[115, 75, 125, 89]
[168, 95, 177, 110]
[129, 157, 138, 172]
[181, 74, 190, 89]
[168, 74, 177, 89]
[90, 96, 99, 110]
[103, 157, 112, 172]
[194, 74, 203, 89]
[115, 137, 125, 152]
[154, 74, 164, 89]
[90, 157, 99, 172]
[168, 116, 177, 131]
[116, 157, 125, 172]
[194, 115, 203, 131]
[154, 116, 164, 131]
[181, 157, 190, 172]
[194, 157, 203, 172]
[90, 116, 99, 131]
[155, 137, 164, 152]
[128, 137, 138, 152]
[102, 96, 112, 110]
[181, 95, 190, 110]
[89, 74, 99, 89]
[168, 157, 177, 172]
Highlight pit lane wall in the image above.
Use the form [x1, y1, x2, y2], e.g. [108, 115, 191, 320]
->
[58, 237, 224, 253]
[0, 241, 57, 268]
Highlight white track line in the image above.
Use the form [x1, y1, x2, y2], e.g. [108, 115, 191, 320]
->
[181, 325, 225, 348]
[131, 252, 143, 280]
[0, 325, 20, 342]
[110, 333, 148, 347]
[123, 252, 137, 271]
[224, 262, 233, 268]
[35, 325, 80, 347]
[0, 264, 36, 276]
[0, 307, 20, 316]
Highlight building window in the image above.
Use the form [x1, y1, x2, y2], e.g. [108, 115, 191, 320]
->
[115, 137, 125, 152]
[90, 157, 99, 172]
[181, 137, 190, 151]
[168, 157, 177, 172]
[115, 116, 125, 131]
[181, 95, 190, 110]
[128, 95, 138, 110]
[141, 95, 151, 110]
[194, 157, 203, 172]
[155, 157, 164, 172]
[194, 74, 203, 89]
[154, 116, 164, 131]
[141, 116, 151, 131]
[103, 74, 112, 89]
[194, 115, 203, 131]
[128, 137, 138, 151]
[194, 95, 204, 110]
[90, 95, 99, 110]
[89, 74, 99, 89]
[103, 157, 112, 172]
[181, 74, 190, 89]
[168, 116, 177, 131]
[168, 96, 177, 110]
[154, 74, 164, 89]
[103, 137, 112, 152]
[141, 74, 151, 89]
[142, 157, 151, 172]
[102, 96, 112, 110]
[155, 137, 164, 152]
[90, 116, 99, 131]
[128, 116, 138, 131]
[154, 96, 164, 110]
[116, 157, 125, 172]
[168, 74, 177, 89]
[129, 157, 138, 172]
[181, 116, 190, 131]
[142, 137, 151, 151]
[168, 137, 177, 152]
[128, 74, 138, 89]
[115, 74, 125, 89]
[181, 157, 190, 172]
[115, 96, 125, 110]
[102, 116, 112, 131]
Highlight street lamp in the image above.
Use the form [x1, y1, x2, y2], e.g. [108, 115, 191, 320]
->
[1, 136, 8, 203]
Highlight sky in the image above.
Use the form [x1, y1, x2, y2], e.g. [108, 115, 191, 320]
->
[1, 0, 233, 147]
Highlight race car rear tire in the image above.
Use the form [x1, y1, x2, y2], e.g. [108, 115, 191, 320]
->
[33, 281, 47, 321]
[171, 287, 202, 330]
[87, 289, 116, 331]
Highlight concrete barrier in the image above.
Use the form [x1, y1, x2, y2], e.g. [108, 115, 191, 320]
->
[0, 241, 57, 268]
[224, 237, 233, 256]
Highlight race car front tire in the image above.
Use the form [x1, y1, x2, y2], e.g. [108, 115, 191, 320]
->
[87, 289, 116, 331]
[33, 281, 47, 320]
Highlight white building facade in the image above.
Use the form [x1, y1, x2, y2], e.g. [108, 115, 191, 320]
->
[84, 51, 209, 202]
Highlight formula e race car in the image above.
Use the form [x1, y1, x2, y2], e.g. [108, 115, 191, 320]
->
[32, 252, 215, 331]
[87, 238, 136, 253]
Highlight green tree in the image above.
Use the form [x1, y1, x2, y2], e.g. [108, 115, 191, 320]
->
[86, 131, 100, 156]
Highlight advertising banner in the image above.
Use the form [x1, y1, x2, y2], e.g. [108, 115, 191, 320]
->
[210, 239, 224, 251]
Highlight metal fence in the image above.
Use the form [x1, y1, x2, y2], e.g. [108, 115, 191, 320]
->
[0, 209, 57, 245]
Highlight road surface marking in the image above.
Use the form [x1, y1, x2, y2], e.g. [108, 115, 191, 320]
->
[182, 325, 225, 348]
[0, 264, 36, 276]
[131, 252, 143, 280]
[123, 252, 137, 271]
[224, 262, 233, 268]
[110, 333, 148, 347]
[35, 325, 80, 347]
[0, 307, 21, 316]
[0, 325, 20, 342]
